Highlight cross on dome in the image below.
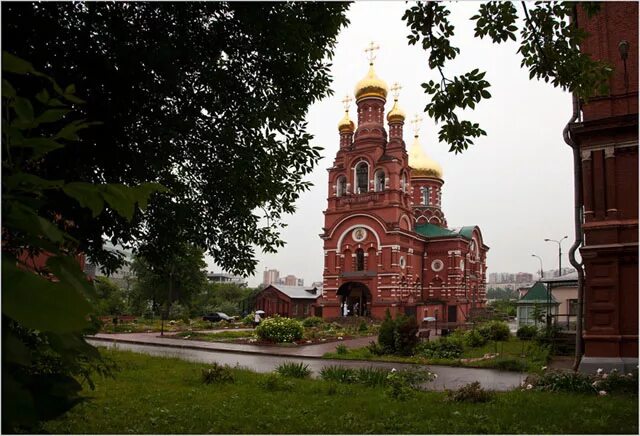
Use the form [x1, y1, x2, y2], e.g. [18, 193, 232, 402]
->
[341, 94, 353, 112]
[411, 114, 423, 136]
[390, 82, 402, 100]
[364, 41, 380, 65]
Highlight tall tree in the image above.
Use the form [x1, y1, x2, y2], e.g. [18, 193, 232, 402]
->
[131, 243, 208, 322]
[2, 2, 350, 274]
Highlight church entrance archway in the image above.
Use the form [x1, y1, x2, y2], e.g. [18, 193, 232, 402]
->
[337, 282, 371, 317]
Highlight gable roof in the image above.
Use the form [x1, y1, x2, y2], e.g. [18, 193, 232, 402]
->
[518, 281, 557, 304]
[265, 284, 321, 300]
[415, 223, 475, 240]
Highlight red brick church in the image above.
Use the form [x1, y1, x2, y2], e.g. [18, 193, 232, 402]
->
[319, 46, 488, 325]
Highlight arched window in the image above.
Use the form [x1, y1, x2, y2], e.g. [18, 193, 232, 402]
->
[374, 170, 385, 192]
[355, 162, 368, 194]
[421, 187, 431, 205]
[355, 249, 365, 271]
[336, 176, 347, 197]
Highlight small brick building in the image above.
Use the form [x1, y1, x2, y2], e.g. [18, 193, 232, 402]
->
[254, 284, 320, 318]
[319, 55, 488, 325]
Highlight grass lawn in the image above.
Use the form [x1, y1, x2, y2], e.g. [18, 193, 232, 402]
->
[99, 318, 244, 334]
[323, 337, 549, 373]
[45, 350, 637, 434]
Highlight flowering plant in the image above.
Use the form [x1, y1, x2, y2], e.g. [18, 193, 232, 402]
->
[255, 315, 304, 343]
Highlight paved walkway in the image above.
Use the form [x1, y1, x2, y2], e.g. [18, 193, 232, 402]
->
[88, 333, 526, 391]
[90, 332, 376, 357]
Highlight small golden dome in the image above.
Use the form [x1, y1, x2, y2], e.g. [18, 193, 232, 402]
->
[386, 99, 405, 123]
[338, 111, 355, 132]
[354, 64, 388, 101]
[408, 135, 443, 179]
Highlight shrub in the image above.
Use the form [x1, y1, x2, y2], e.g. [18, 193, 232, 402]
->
[358, 320, 368, 332]
[320, 365, 357, 383]
[302, 316, 323, 328]
[516, 325, 538, 340]
[445, 381, 494, 403]
[201, 363, 235, 384]
[596, 369, 638, 395]
[275, 362, 311, 378]
[259, 373, 294, 392]
[415, 337, 463, 359]
[394, 315, 419, 356]
[378, 309, 396, 354]
[255, 315, 304, 343]
[478, 321, 511, 341]
[385, 367, 435, 400]
[335, 344, 348, 355]
[464, 329, 487, 347]
[494, 357, 528, 372]
[355, 367, 389, 387]
[367, 341, 385, 356]
[242, 313, 254, 325]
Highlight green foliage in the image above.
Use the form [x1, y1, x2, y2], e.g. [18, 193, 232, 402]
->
[445, 381, 494, 403]
[2, 52, 161, 432]
[335, 344, 348, 355]
[378, 309, 396, 354]
[201, 363, 235, 385]
[4, 2, 350, 276]
[464, 329, 488, 347]
[275, 362, 311, 379]
[354, 367, 390, 388]
[320, 365, 357, 384]
[377, 311, 419, 356]
[493, 357, 528, 372]
[487, 298, 517, 317]
[385, 367, 435, 400]
[478, 321, 511, 342]
[302, 316, 323, 328]
[255, 315, 304, 343]
[528, 368, 638, 395]
[486, 287, 519, 300]
[94, 277, 126, 316]
[358, 319, 369, 332]
[517, 325, 539, 340]
[393, 315, 419, 356]
[403, 2, 612, 153]
[259, 374, 294, 392]
[415, 337, 464, 359]
[242, 313, 254, 326]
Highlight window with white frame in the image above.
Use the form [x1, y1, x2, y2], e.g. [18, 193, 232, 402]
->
[337, 176, 347, 197]
[374, 169, 385, 192]
[421, 186, 431, 205]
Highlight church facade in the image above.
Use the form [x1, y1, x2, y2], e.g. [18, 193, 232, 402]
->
[319, 50, 488, 326]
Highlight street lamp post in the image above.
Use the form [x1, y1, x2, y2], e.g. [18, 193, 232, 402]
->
[531, 254, 544, 280]
[544, 236, 568, 277]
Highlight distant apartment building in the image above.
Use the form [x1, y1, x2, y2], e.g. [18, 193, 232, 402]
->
[263, 269, 280, 286]
[515, 272, 534, 283]
[207, 272, 247, 287]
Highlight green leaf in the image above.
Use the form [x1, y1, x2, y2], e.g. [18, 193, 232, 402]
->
[14, 97, 34, 121]
[35, 109, 70, 124]
[13, 137, 66, 160]
[101, 184, 136, 220]
[2, 79, 16, 98]
[63, 182, 105, 217]
[64, 84, 76, 94]
[3, 172, 63, 191]
[132, 182, 167, 210]
[2, 257, 91, 333]
[47, 256, 97, 301]
[4, 203, 70, 244]
[2, 51, 34, 74]
[3, 333, 32, 366]
[35, 88, 51, 104]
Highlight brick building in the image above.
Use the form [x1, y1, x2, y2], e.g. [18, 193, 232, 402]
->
[319, 51, 488, 325]
[570, 2, 638, 371]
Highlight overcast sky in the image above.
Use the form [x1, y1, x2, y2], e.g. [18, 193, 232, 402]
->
[206, 1, 577, 287]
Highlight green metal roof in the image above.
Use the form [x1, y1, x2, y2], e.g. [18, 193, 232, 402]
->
[415, 223, 475, 240]
[518, 282, 557, 304]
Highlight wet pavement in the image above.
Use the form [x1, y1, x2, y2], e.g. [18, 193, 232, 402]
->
[90, 332, 376, 357]
[87, 336, 525, 391]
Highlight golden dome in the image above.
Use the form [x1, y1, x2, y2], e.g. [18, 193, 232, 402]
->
[354, 64, 388, 101]
[408, 135, 443, 179]
[386, 99, 405, 123]
[337, 111, 355, 132]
